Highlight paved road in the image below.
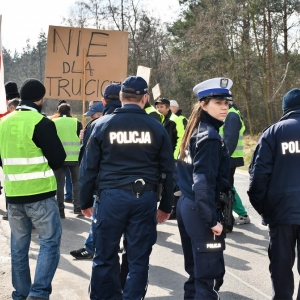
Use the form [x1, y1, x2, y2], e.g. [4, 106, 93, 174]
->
[0, 170, 299, 299]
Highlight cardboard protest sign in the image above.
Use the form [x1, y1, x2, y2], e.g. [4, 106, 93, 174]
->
[44, 26, 129, 101]
[136, 66, 151, 85]
[152, 83, 161, 100]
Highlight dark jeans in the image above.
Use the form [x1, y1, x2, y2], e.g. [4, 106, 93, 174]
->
[119, 237, 148, 299]
[268, 224, 300, 300]
[64, 168, 73, 199]
[91, 188, 156, 300]
[54, 163, 80, 209]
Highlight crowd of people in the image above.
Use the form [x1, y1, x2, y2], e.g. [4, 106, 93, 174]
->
[1, 74, 299, 300]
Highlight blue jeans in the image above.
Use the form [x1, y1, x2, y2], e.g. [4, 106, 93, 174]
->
[64, 167, 73, 199]
[8, 197, 62, 300]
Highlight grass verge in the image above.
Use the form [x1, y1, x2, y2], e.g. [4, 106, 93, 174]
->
[239, 134, 261, 171]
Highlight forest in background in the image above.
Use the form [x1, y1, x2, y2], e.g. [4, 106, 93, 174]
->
[3, 0, 300, 133]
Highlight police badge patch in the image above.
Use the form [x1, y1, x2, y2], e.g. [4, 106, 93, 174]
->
[220, 78, 229, 88]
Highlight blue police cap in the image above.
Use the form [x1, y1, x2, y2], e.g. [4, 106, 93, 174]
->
[84, 102, 104, 116]
[193, 77, 233, 100]
[282, 88, 300, 113]
[121, 76, 148, 95]
[103, 83, 121, 100]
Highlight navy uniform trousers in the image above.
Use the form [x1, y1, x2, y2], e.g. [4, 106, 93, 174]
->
[177, 195, 225, 300]
[268, 224, 300, 300]
[90, 188, 157, 300]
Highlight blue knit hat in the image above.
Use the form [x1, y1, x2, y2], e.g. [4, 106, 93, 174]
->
[282, 88, 300, 113]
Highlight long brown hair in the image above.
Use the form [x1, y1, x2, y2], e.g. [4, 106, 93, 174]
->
[179, 99, 210, 161]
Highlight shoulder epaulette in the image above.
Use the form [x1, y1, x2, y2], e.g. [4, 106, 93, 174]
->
[195, 122, 221, 147]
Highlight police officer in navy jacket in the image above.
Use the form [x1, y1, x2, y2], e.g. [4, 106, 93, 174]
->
[79, 76, 174, 300]
[177, 78, 232, 299]
[248, 88, 300, 300]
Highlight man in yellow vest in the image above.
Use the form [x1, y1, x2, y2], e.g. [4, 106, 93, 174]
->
[155, 98, 186, 219]
[169, 99, 188, 128]
[0, 78, 66, 300]
[219, 103, 250, 232]
[155, 98, 184, 159]
[53, 103, 82, 218]
[169, 99, 189, 216]
[49, 100, 75, 204]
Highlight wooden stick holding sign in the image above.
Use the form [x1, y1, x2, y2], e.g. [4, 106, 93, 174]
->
[136, 66, 151, 85]
[82, 48, 86, 127]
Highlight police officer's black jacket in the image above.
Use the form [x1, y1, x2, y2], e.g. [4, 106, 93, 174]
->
[177, 111, 231, 228]
[79, 104, 174, 213]
[0, 101, 66, 204]
[248, 109, 300, 226]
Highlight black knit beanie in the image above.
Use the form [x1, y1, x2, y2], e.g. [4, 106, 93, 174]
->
[20, 78, 46, 102]
[5, 81, 20, 100]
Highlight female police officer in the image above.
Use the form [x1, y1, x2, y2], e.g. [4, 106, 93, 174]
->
[176, 78, 233, 299]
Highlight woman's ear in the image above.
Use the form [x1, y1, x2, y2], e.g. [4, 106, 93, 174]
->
[200, 100, 207, 111]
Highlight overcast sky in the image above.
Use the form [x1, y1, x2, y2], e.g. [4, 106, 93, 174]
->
[1, 0, 181, 53]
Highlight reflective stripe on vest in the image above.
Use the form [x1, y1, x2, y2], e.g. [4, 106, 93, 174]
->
[219, 107, 245, 158]
[3, 156, 48, 165]
[53, 117, 80, 161]
[0, 111, 57, 196]
[5, 170, 54, 181]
